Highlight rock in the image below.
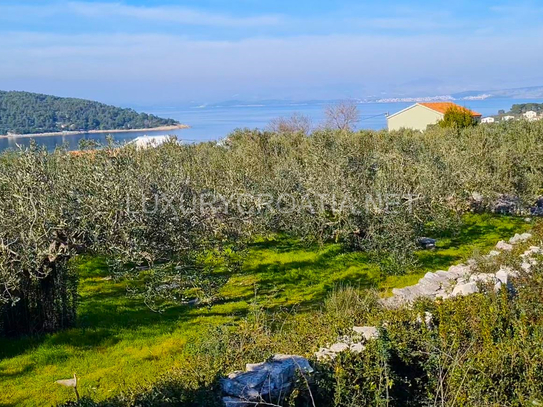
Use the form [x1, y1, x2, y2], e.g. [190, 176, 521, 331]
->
[329, 342, 349, 353]
[467, 258, 478, 267]
[315, 348, 336, 361]
[509, 233, 532, 244]
[349, 343, 366, 353]
[525, 217, 532, 223]
[448, 264, 471, 278]
[416, 312, 434, 329]
[495, 267, 519, 285]
[521, 262, 532, 272]
[496, 240, 513, 251]
[493, 195, 519, 215]
[418, 237, 437, 249]
[488, 250, 501, 257]
[221, 354, 313, 403]
[451, 282, 479, 297]
[494, 281, 503, 292]
[469, 273, 498, 284]
[352, 326, 379, 340]
[522, 246, 542, 258]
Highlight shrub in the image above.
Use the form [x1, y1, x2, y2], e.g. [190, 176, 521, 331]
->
[438, 106, 479, 128]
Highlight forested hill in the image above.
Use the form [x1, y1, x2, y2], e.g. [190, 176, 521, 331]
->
[0, 91, 179, 135]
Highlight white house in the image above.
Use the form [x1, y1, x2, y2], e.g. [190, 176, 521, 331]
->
[386, 102, 482, 131]
[128, 135, 178, 149]
[502, 115, 515, 121]
[523, 111, 538, 120]
[481, 117, 495, 124]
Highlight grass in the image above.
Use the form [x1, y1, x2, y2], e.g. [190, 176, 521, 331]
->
[0, 214, 531, 406]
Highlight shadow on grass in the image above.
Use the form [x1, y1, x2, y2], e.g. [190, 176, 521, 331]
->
[62, 374, 224, 407]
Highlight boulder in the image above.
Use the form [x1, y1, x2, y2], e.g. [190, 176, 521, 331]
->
[509, 233, 532, 244]
[352, 326, 379, 340]
[469, 273, 498, 284]
[221, 355, 313, 404]
[495, 267, 519, 285]
[349, 343, 366, 353]
[521, 262, 532, 272]
[496, 240, 513, 251]
[448, 264, 471, 278]
[494, 281, 503, 292]
[329, 342, 349, 353]
[451, 282, 479, 297]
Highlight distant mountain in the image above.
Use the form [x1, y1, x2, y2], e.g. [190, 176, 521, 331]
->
[201, 85, 543, 109]
[452, 86, 543, 100]
[0, 91, 179, 135]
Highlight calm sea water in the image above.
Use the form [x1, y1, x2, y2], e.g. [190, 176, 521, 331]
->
[1, 98, 540, 152]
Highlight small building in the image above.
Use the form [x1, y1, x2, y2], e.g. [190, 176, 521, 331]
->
[481, 117, 495, 124]
[502, 115, 515, 121]
[387, 102, 482, 131]
[523, 111, 538, 120]
[128, 135, 178, 149]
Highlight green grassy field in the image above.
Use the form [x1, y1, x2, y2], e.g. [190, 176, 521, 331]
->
[0, 214, 530, 406]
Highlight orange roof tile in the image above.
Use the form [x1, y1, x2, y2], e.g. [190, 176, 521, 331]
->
[418, 102, 482, 117]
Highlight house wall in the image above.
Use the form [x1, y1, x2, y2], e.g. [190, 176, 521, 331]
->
[387, 105, 444, 131]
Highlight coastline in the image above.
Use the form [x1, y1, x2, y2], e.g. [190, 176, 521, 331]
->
[0, 124, 190, 139]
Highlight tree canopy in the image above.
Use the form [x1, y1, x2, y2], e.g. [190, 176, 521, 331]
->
[509, 103, 543, 115]
[438, 106, 478, 128]
[0, 91, 178, 135]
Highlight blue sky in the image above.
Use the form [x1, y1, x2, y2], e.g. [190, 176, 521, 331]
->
[0, 0, 542, 104]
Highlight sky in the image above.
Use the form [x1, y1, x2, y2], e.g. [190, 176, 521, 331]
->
[0, 0, 542, 105]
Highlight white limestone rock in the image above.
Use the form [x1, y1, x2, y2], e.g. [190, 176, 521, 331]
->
[494, 281, 503, 292]
[349, 343, 366, 353]
[469, 273, 498, 284]
[451, 282, 479, 297]
[329, 342, 349, 353]
[495, 267, 519, 285]
[496, 240, 513, 251]
[448, 264, 471, 278]
[521, 262, 532, 272]
[509, 233, 532, 244]
[352, 326, 379, 340]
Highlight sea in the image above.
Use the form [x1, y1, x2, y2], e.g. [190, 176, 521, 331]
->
[0, 98, 541, 152]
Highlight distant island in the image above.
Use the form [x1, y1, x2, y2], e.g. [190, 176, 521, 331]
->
[0, 90, 186, 136]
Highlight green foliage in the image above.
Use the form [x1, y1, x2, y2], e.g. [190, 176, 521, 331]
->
[0, 90, 177, 135]
[2, 120, 543, 335]
[57, 238, 543, 406]
[438, 106, 478, 128]
[509, 103, 543, 115]
[0, 215, 529, 406]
